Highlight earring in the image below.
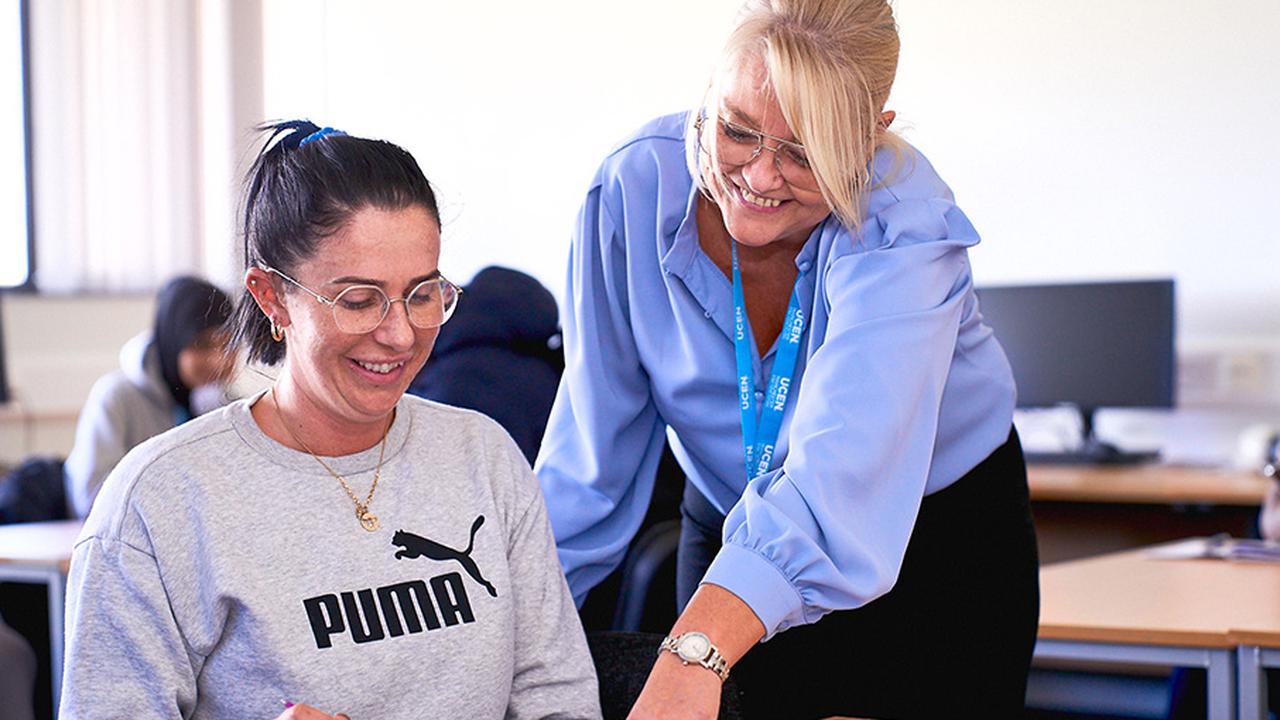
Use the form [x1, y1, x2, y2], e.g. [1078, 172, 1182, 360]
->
[270, 319, 285, 342]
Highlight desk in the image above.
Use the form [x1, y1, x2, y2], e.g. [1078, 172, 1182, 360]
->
[0, 520, 82, 718]
[1036, 547, 1243, 718]
[1028, 465, 1269, 506]
[1225, 563, 1280, 720]
[1028, 465, 1269, 564]
[1036, 544, 1280, 720]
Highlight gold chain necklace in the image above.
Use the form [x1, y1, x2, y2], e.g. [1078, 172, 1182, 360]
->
[271, 386, 390, 532]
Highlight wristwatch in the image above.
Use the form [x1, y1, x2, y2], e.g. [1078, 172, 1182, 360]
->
[660, 631, 730, 681]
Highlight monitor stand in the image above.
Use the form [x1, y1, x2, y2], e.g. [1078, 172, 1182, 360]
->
[1022, 406, 1160, 466]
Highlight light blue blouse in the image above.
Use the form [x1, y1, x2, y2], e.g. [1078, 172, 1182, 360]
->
[535, 112, 1016, 638]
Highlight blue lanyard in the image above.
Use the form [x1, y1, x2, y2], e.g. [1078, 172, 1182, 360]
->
[731, 241, 808, 480]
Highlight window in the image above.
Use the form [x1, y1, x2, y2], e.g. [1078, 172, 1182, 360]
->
[0, 0, 30, 289]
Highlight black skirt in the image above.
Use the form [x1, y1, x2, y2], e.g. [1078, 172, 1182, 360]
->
[676, 428, 1040, 719]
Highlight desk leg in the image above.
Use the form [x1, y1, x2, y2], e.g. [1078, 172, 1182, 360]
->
[47, 569, 65, 720]
[1205, 648, 1235, 720]
[1238, 647, 1266, 720]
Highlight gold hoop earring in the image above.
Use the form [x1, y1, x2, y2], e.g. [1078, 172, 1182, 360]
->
[270, 319, 285, 342]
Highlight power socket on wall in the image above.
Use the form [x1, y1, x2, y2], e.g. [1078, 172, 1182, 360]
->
[1178, 348, 1280, 408]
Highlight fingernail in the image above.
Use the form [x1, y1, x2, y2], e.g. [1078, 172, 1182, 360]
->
[282, 700, 294, 709]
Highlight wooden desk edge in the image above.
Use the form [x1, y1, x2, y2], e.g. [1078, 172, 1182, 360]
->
[1030, 489, 1266, 506]
[1229, 629, 1280, 647]
[1038, 624, 1237, 649]
[1028, 464, 1269, 506]
[0, 556, 72, 571]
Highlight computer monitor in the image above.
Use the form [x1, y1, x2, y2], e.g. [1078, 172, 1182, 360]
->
[975, 279, 1175, 464]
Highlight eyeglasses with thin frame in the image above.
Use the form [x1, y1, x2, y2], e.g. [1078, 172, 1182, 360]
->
[695, 111, 820, 192]
[261, 265, 462, 335]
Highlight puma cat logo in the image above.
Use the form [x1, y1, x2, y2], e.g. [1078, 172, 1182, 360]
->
[392, 515, 498, 597]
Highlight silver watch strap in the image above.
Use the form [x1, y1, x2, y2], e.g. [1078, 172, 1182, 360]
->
[660, 633, 731, 682]
[704, 648, 730, 681]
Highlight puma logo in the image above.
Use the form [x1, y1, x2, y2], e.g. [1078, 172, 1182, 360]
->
[392, 515, 498, 597]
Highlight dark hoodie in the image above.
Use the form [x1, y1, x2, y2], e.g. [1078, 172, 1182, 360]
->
[407, 266, 563, 464]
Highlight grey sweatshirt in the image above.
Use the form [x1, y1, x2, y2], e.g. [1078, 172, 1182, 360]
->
[61, 393, 601, 720]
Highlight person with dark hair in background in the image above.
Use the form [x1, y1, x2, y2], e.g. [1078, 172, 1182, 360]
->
[408, 266, 564, 464]
[64, 275, 235, 518]
[59, 121, 600, 720]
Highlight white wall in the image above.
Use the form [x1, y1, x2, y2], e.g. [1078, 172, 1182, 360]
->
[1, 294, 154, 463]
[890, 0, 1280, 346]
[885, 0, 1280, 444]
[0, 0, 29, 287]
[5, 0, 1279, 464]
[261, 0, 742, 300]
[261, 0, 1280, 349]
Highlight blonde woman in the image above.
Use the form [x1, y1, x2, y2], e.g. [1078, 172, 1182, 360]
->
[537, 0, 1038, 717]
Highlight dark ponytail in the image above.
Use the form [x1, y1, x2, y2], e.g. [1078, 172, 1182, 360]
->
[225, 120, 440, 366]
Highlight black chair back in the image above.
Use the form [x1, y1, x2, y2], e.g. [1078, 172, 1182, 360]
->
[0, 456, 68, 524]
[586, 631, 743, 720]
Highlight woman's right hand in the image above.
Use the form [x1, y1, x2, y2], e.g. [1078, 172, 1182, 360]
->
[272, 703, 351, 720]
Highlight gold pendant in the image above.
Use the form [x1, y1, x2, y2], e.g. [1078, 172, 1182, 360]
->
[357, 506, 380, 532]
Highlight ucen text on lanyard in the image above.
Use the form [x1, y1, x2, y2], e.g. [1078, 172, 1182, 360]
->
[731, 240, 809, 480]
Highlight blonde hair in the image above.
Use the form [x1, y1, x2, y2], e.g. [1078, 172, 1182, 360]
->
[689, 0, 904, 231]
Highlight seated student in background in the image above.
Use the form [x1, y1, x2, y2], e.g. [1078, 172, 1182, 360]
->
[407, 265, 564, 464]
[59, 121, 600, 720]
[64, 275, 235, 517]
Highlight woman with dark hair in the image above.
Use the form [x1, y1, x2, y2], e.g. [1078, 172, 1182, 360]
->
[60, 122, 600, 720]
[64, 275, 234, 518]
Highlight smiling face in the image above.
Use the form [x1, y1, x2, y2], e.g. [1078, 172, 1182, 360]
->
[703, 51, 832, 250]
[270, 205, 442, 436]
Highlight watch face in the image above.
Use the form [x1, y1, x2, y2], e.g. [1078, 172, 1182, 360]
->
[677, 633, 711, 662]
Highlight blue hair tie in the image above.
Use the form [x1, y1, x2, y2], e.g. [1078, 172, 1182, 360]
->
[298, 126, 346, 147]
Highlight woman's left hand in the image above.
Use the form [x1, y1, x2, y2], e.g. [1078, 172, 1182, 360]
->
[626, 651, 723, 720]
[626, 584, 763, 720]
